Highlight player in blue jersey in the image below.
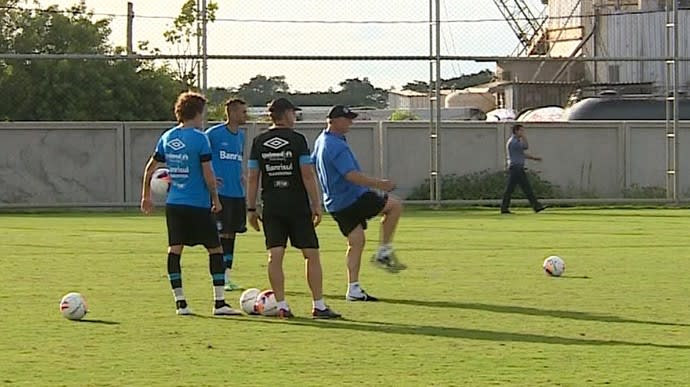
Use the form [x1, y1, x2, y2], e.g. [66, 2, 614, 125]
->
[312, 105, 406, 302]
[141, 91, 241, 317]
[206, 98, 249, 291]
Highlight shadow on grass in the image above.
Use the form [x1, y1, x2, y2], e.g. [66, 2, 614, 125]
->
[240, 316, 690, 349]
[77, 319, 120, 325]
[286, 292, 688, 327]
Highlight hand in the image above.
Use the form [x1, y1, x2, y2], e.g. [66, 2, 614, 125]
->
[248, 211, 261, 231]
[140, 198, 153, 215]
[211, 197, 223, 213]
[311, 203, 323, 227]
[377, 179, 396, 192]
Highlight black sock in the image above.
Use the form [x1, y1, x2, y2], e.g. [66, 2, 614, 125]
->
[221, 237, 235, 270]
[209, 253, 225, 287]
[167, 252, 182, 289]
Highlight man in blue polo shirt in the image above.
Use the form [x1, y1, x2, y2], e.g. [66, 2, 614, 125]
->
[312, 105, 407, 302]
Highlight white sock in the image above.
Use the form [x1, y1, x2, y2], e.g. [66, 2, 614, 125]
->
[277, 300, 289, 311]
[213, 286, 224, 301]
[172, 288, 185, 301]
[225, 269, 231, 281]
[313, 298, 326, 310]
[348, 282, 362, 295]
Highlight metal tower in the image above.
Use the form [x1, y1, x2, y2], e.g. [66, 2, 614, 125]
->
[492, 0, 548, 56]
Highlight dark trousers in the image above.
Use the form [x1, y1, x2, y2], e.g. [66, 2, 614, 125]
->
[500, 165, 540, 211]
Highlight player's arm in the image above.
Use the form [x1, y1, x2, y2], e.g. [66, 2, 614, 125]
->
[141, 142, 166, 215]
[200, 134, 222, 213]
[246, 139, 261, 231]
[301, 162, 323, 224]
[297, 137, 322, 226]
[202, 160, 222, 212]
[246, 167, 260, 211]
[142, 157, 159, 201]
[519, 137, 542, 161]
[333, 149, 396, 192]
[344, 171, 395, 192]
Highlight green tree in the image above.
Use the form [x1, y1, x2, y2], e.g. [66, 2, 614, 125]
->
[236, 75, 290, 106]
[0, 2, 182, 120]
[402, 70, 495, 93]
[337, 77, 387, 108]
[162, 0, 218, 89]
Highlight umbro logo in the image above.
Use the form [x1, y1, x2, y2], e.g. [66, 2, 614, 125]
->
[263, 137, 289, 150]
[168, 138, 186, 151]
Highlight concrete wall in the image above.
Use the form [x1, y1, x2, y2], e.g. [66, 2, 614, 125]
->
[2, 121, 690, 206]
[0, 122, 124, 205]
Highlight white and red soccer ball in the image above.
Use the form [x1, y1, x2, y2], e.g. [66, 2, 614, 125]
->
[60, 292, 88, 320]
[150, 168, 171, 196]
[543, 255, 566, 277]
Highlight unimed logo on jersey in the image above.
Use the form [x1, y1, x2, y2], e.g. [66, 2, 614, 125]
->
[263, 137, 289, 150]
[168, 138, 186, 151]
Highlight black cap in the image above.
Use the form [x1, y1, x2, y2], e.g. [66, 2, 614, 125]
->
[327, 105, 358, 119]
[267, 98, 301, 113]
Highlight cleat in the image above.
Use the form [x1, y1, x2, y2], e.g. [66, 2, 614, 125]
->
[535, 205, 548, 213]
[224, 280, 242, 291]
[213, 304, 242, 316]
[312, 307, 342, 319]
[176, 306, 192, 316]
[346, 289, 379, 302]
[278, 308, 294, 319]
[372, 251, 407, 272]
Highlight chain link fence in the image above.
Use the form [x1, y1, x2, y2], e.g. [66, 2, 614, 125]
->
[0, 0, 688, 206]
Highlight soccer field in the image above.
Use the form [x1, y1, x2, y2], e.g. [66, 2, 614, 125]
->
[2, 208, 690, 386]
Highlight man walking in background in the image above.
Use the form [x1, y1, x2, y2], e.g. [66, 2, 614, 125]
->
[500, 124, 547, 214]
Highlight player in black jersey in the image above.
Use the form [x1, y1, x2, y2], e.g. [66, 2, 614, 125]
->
[246, 97, 341, 319]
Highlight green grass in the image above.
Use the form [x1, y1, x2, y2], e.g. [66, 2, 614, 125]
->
[2, 208, 690, 386]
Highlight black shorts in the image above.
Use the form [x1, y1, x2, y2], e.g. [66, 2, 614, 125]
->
[262, 212, 319, 250]
[216, 196, 247, 234]
[166, 204, 220, 249]
[331, 191, 387, 237]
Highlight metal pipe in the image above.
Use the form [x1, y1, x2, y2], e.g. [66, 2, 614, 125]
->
[429, 0, 435, 204]
[196, 0, 202, 91]
[126, 2, 134, 55]
[201, 0, 209, 128]
[435, 0, 442, 205]
[1, 53, 687, 62]
[673, 0, 679, 202]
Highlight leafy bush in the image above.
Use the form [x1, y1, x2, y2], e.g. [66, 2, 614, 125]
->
[407, 169, 561, 200]
[622, 184, 666, 199]
[389, 110, 420, 121]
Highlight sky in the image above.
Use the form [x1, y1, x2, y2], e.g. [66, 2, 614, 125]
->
[35, 0, 546, 92]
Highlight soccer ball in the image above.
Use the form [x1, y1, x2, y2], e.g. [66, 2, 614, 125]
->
[150, 168, 171, 196]
[543, 255, 566, 277]
[60, 292, 88, 320]
[254, 289, 278, 316]
[239, 288, 261, 315]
